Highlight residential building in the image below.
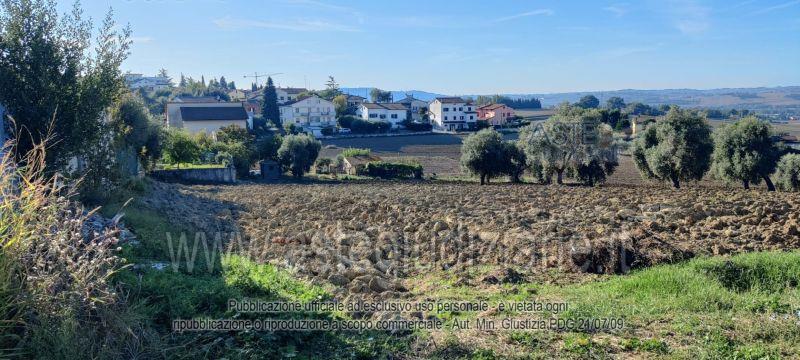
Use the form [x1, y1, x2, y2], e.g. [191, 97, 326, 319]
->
[279, 95, 336, 128]
[276, 88, 308, 104]
[165, 102, 250, 135]
[396, 95, 429, 122]
[173, 95, 223, 103]
[428, 97, 477, 131]
[124, 73, 171, 91]
[357, 103, 408, 129]
[346, 94, 366, 109]
[477, 103, 515, 126]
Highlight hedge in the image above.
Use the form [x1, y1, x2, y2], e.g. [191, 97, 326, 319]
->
[403, 121, 432, 131]
[362, 161, 423, 179]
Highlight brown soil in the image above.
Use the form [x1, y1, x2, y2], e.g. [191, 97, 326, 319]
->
[153, 180, 800, 298]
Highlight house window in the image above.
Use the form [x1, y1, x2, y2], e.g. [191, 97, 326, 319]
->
[369, 114, 377, 118]
[295, 108, 299, 113]
[459, 107, 463, 111]
[390, 114, 397, 119]
[280, 96, 285, 100]
[460, 116, 464, 120]
[380, 114, 386, 119]
[468, 107, 472, 111]
[470, 115, 474, 120]
[443, 107, 449, 112]
[444, 116, 448, 120]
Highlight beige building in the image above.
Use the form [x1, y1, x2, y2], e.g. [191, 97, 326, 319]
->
[166, 101, 249, 135]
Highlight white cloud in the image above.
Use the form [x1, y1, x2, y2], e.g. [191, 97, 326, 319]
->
[667, 0, 711, 35]
[492, 9, 554, 23]
[213, 16, 360, 32]
[603, 4, 629, 17]
[751, 0, 800, 15]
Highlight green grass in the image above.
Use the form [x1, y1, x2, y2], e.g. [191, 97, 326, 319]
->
[408, 252, 800, 358]
[103, 185, 410, 359]
[158, 163, 226, 170]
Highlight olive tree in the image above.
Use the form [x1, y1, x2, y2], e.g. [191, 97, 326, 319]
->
[632, 108, 713, 189]
[711, 116, 781, 190]
[774, 154, 800, 192]
[518, 106, 616, 185]
[277, 134, 321, 178]
[460, 129, 510, 185]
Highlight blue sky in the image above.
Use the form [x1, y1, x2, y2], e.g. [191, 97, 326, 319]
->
[66, 0, 800, 95]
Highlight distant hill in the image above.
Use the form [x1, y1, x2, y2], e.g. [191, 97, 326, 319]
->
[492, 86, 800, 109]
[342, 86, 800, 110]
[340, 88, 446, 102]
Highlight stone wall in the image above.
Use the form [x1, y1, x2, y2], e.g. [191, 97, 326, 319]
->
[151, 167, 236, 184]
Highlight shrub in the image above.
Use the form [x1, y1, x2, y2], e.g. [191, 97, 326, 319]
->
[774, 154, 800, 191]
[711, 117, 781, 190]
[320, 126, 336, 136]
[349, 119, 390, 134]
[632, 108, 713, 189]
[363, 162, 423, 179]
[402, 120, 432, 132]
[476, 120, 491, 130]
[255, 135, 282, 161]
[276, 134, 322, 178]
[315, 158, 334, 174]
[1, 145, 141, 357]
[341, 148, 371, 157]
[337, 115, 360, 129]
[212, 141, 253, 177]
[216, 124, 253, 147]
[110, 95, 163, 172]
[163, 129, 200, 167]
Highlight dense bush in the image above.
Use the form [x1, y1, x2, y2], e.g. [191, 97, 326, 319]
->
[349, 119, 391, 134]
[255, 135, 282, 161]
[109, 95, 163, 172]
[402, 120, 433, 132]
[277, 134, 322, 178]
[363, 161, 423, 179]
[774, 154, 800, 191]
[0, 146, 141, 357]
[337, 115, 359, 129]
[633, 108, 713, 189]
[163, 129, 201, 167]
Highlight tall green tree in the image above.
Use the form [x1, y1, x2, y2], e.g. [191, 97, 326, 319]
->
[575, 95, 600, 109]
[633, 108, 713, 189]
[109, 95, 163, 172]
[0, 0, 131, 169]
[606, 96, 626, 110]
[370, 88, 392, 103]
[460, 129, 510, 185]
[711, 116, 780, 190]
[262, 77, 281, 131]
[219, 76, 228, 89]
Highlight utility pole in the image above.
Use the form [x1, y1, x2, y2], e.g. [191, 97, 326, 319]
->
[243, 72, 283, 87]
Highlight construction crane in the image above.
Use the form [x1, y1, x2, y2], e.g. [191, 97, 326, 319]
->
[243, 72, 283, 87]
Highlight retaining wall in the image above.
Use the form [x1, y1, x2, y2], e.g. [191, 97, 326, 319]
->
[151, 167, 236, 184]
